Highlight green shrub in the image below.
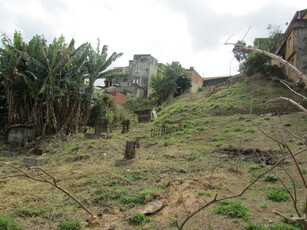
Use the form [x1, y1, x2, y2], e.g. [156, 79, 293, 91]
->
[214, 199, 250, 220]
[267, 187, 290, 202]
[242, 223, 266, 230]
[128, 212, 149, 225]
[264, 174, 278, 182]
[58, 220, 82, 230]
[263, 116, 271, 120]
[284, 123, 292, 127]
[233, 126, 243, 132]
[215, 142, 225, 147]
[196, 126, 208, 131]
[117, 188, 158, 209]
[0, 215, 22, 230]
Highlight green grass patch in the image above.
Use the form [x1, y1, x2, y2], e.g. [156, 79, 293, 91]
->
[242, 222, 266, 230]
[233, 126, 243, 132]
[269, 223, 301, 230]
[214, 199, 250, 220]
[245, 127, 256, 133]
[58, 219, 82, 230]
[215, 142, 225, 147]
[0, 215, 22, 230]
[267, 187, 290, 202]
[128, 212, 149, 225]
[264, 174, 278, 182]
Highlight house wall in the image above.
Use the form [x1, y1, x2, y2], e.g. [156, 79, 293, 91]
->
[285, 30, 294, 60]
[108, 92, 127, 106]
[112, 55, 158, 97]
[129, 55, 158, 97]
[275, 10, 307, 81]
[294, 24, 307, 79]
[203, 77, 230, 87]
[188, 70, 204, 93]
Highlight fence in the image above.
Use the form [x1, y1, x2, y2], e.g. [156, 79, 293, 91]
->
[150, 123, 182, 138]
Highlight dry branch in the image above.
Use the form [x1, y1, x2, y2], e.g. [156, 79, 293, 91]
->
[265, 97, 307, 112]
[0, 162, 96, 219]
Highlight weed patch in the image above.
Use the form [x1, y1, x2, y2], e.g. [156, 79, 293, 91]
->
[128, 212, 149, 225]
[267, 187, 290, 202]
[242, 222, 266, 230]
[264, 174, 278, 182]
[0, 215, 22, 230]
[214, 199, 250, 220]
[58, 219, 82, 230]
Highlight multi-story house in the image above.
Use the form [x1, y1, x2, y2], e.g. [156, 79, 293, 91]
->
[111, 54, 159, 97]
[109, 54, 204, 102]
[275, 9, 307, 81]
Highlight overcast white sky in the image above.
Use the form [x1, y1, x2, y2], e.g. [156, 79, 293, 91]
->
[0, 0, 306, 82]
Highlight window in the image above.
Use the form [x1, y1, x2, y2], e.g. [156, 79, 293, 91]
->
[288, 36, 292, 47]
[135, 69, 140, 73]
[132, 78, 139, 85]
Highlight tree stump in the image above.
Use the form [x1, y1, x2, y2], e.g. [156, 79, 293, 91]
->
[95, 118, 108, 134]
[122, 120, 130, 134]
[124, 140, 139, 159]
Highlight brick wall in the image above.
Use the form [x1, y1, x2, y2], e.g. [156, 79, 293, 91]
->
[108, 92, 127, 106]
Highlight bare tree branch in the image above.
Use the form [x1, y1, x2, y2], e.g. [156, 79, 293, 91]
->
[0, 162, 96, 218]
[265, 97, 307, 112]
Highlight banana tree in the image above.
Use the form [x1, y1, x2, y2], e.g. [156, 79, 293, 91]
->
[83, 40, 123, 123]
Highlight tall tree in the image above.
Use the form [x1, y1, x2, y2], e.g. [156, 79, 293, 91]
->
[233, 25, 285, 77]
[149, 61, 191, 105]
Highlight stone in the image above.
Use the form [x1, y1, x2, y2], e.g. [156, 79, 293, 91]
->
[115, 159, 133, 167]
[125, 200, 165, 220]
[24, 156, 46, 166]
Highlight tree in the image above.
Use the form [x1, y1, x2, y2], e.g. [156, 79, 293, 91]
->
[0, 32, 123, 136]
[233, 25, 286, 78]
[149, 61, 191, 105]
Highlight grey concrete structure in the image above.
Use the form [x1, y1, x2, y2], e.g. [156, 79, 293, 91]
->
[24, 156, 46, 166]
[112, 54, 159, 97]
[7, 125, 34, 147]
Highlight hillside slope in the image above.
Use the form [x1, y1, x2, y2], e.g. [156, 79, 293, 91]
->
[0, 74, 306, 230]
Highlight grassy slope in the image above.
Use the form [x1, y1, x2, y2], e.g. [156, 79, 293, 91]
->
[0, 74, 306, 230]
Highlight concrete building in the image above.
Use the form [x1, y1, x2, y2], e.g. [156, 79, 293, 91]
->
[110, 54, 204, 100]
[112, 54, 159, 97]
[275, 9, 307, 81]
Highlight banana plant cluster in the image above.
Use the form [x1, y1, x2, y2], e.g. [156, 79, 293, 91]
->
[0, 31, 122, 136]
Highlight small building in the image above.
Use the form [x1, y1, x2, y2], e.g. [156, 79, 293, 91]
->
[111, 54, 160, 98]
[134, 109, 153, 122]
[275, 9, 307, 81]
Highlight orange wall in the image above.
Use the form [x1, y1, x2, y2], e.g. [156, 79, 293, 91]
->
[108, 92, 127, 106]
